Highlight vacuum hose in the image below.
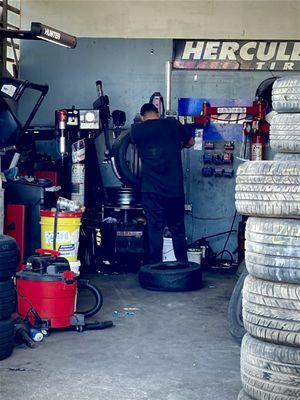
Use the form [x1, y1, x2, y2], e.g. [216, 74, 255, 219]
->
[77, 280, 103, 319]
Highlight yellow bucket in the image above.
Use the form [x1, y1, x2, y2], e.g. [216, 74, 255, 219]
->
[40, 210, 82, 273]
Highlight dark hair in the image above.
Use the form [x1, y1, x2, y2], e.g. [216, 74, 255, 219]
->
[140, 103, 159, 116]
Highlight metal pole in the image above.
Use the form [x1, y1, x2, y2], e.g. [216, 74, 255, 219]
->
[165, 61, 172, 114]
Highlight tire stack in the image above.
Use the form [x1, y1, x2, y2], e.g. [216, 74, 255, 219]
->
[235, 75, 300, 400]
[0, 235, 19, 361]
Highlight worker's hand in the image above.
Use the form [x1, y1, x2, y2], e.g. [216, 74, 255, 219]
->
[183, 137, 195, 149]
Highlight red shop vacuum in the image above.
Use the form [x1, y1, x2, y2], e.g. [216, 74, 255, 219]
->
[16, 249, 113, 333]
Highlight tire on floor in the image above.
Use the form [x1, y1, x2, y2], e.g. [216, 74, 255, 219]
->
[0, 279, 15, 320]
[272, 76, 300, 112]
[238, 389, 254, 400]
[245, 217, 300, 283]
[235, 161, 300, 218]
[243, 275, 300, 347]
[270, 113, 300, 153]
[228, 271, 247, 343]
[0, 318, 14, 360]
[138, 261, 202, 291]
[241, 333, 300, 400]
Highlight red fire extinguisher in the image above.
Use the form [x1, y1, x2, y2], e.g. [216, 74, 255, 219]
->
[243, 119, 269, 161]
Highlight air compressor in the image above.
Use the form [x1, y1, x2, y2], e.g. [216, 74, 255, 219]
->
[16, 249, 113, 332]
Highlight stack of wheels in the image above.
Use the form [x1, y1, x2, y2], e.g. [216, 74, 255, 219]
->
[0, 235, 19, 361]
[235, 75, 300, 400]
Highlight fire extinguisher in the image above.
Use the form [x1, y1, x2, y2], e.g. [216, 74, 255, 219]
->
[243, 119, 269, 161]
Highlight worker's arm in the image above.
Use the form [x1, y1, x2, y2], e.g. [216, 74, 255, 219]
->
[177, 120, 195, 149]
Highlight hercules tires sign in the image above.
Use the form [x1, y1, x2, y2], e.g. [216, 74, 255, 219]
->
[173, 40, 300, 71]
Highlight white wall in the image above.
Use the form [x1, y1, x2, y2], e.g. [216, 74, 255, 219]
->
[21, 0, 300, 39]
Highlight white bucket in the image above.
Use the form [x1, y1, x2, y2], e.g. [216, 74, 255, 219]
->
[187, 248, 202, 265]
[163, 237, 176, 262]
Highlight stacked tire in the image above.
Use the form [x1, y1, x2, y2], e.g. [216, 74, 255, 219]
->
[0, 235, 18, 360]
[235, 76, 300, 400]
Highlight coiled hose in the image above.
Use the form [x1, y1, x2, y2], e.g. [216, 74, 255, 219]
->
[77, 280, 103, 318]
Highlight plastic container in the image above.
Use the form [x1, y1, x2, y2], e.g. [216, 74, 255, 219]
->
[40, 210, 82, 273]
[29, 329, 43, 342]
[163, 237, 176, 262]
[187, 248, 202, 265]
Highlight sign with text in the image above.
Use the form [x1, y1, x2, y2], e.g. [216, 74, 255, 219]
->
[173, 40, 300, 71]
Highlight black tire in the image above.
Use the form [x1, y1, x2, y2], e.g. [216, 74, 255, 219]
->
[0, 235, 18, 280]
[241, 333, 300, 400]
[255, 77, 277, 108]
[228, 272, 247, 343]
[110, 131, 141, 187]
[243, 275, 300, 347]
[0, 318, 14, 337]
[270, 113, 300, 153]
[272, 76, 300, 112]
[0, 318, 14, 360]
[235, 161, 300, 218]
[0, 340, 14, 360]
[237, 259, 247, 277]
[0, 279, 15, 320]
[274, 153, 300, 161]
[238, 389, 254, 400]
[245, 217, 300, 283]
[138, 261, 202, 292]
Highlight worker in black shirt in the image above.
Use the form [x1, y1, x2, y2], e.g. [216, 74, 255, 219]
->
[131, 103, 195, 264]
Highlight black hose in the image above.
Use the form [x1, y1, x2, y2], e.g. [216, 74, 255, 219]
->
[77, 280, 103, 319]
[188, 229, 237, 248]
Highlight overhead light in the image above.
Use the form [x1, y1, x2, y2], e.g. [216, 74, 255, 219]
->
[30, 22, 77, 48]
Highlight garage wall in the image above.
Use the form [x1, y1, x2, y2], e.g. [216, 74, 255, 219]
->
[19, 37, 278, 256]
[21, 0, 300, 40]
[19, 0, 299, 257]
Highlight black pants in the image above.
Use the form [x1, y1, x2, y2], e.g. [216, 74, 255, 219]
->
[142, 192, 188, 264]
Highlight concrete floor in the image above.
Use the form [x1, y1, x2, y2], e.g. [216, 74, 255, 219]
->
[0, 271, 241, 400]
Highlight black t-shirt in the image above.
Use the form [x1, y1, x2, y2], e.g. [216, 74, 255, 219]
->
[130, 119, 192, 197]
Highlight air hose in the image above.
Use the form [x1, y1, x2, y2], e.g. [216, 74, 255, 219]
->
[77, 280, 103, 319]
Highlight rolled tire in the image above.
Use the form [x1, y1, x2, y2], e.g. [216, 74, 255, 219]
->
[245, 217, 300, 283]
[138, 261, 202, 292]
[243, 275, 300, 347]
[274, 153, 300, 161]
[0, 318, 14, 360]
[272, 76, 300, 112]
[0, 279, 15, 320]
[227, 272, 247, 343]
[270, 113, 300, 153]
[235, 160, 300, 218]
[238, 389, 254, 400]
[241, 333, 300, 400]
[110, 131, 141, 187]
